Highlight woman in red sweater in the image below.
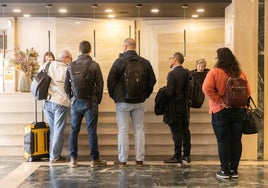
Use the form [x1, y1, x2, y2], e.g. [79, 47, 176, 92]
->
[202, 47, 251, 179]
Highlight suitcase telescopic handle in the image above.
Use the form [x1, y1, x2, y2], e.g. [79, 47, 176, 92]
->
[35, 99, 44, 123]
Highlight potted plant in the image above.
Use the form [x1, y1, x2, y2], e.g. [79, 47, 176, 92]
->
[9, 48, 39, 92]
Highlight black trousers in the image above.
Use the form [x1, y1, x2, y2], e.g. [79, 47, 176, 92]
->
[168, 104, 191, 159]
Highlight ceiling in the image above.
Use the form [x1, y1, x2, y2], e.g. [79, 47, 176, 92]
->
[0, 0, 231, 19]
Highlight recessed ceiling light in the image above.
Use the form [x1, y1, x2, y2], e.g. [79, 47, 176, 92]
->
[23, 14, 31, 17]
[107, 14, 115, 18]
[59, 8, 67, 13]
[13, 9, 21, 13]
[105, 9, 113, 13]
[192, 14, 199, 18]
[197, 8, 205, 13]
[151, 9, 159, 13]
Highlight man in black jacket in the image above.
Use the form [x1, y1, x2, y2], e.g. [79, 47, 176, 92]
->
[107, 38, 156, 166]
[163, 52, 191, 164]
[64, 40, 106, 167]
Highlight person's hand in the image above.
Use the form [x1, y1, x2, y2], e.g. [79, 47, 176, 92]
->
[221, 101, 231, 108]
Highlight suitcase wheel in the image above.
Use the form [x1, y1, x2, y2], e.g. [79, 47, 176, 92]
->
[28, 156, 34, 162]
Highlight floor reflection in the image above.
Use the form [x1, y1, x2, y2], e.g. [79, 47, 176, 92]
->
[17, 164, 268, 188]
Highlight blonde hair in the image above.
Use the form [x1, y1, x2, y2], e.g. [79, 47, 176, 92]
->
[196, 58, 207, 67]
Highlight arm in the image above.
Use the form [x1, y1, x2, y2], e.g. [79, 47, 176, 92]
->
[64, 68, 72, 100]
[145, 62, 156, 98]
[165, 71, 175, 97]
[107, 60, 120, 100]
[94, 63, 104, 104]
[202, 70, 223, 105]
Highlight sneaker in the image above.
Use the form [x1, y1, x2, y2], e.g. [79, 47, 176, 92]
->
[163, 156, 182, 163]
[230, 170, 239, 178]
[216, 170, 230, 179]
[114, 160, 127, 166]
[136, 161, 143, 166]
[91, 158, 107, 167]
[182, 156, 191, 163]
[50, 155, 66, 164]
[70, 158, 77, 167]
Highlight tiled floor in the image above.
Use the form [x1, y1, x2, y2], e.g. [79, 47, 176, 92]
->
[1, 157, 268, 187]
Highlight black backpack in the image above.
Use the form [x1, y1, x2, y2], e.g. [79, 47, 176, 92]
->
[123, 56, 147, 101]
[187, 71, 207, 108]
[222, 76, 248, 107]
[68, 60, 95, 99]
[30, 62, 51, 100]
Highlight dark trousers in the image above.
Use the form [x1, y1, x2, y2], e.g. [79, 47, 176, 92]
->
[212, 108, 246, 172]
[168, 103, 191, 159]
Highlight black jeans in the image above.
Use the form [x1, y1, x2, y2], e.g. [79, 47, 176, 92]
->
[168, 103, 191, 159]
[212, 108, 246, 172]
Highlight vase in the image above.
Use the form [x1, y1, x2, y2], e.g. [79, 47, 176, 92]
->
[18, 71, 32, 92]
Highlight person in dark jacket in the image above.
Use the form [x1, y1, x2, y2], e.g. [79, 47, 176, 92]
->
[64, 40, 106, 167]
[163, 52, 191, 164]
[107, 38, 156, 166]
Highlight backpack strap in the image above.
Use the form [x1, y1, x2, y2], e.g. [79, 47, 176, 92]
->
[44, 62, 51, 72]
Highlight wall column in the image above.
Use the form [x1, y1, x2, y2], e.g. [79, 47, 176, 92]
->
[226, 0, 259, 159]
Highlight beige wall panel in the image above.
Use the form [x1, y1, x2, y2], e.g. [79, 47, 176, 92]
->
[16, 17, 56, 63]
[55, 18, 93, 59]
[90, 20, 134, 91]
[16, 18, 134, 92]
[229, 0, 259, 160]
[157, 25, 224, 88]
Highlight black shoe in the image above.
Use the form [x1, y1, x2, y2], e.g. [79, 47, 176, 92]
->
[163, 156, 182, 163]
[91, 158, 107, 167]
[114, 160, 127, 166]
[216, 170, 230, 179]
[230, 170, 238, 178]
[182, 156, 191, 163]
[136, 161, 143, 166]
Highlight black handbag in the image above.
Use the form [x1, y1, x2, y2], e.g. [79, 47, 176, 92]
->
[242, 97, 263, 134]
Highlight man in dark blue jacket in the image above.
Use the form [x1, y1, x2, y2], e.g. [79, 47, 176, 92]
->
[64, 40, 106, 167]
[107, 38, 156, 166]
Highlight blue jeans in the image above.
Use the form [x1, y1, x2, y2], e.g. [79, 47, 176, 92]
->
[44, 101, 68, 161]
[212, 108, 246, 172]
[69, 99, 100, 160]
[116, 102, 145, 162]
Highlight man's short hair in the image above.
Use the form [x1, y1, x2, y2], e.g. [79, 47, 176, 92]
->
[173, 52, 184, 64]
[79, 41, 91, 54]
[123, 38, 136, 49]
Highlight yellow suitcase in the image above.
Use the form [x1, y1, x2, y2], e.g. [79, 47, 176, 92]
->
[24, 100, 49, 162]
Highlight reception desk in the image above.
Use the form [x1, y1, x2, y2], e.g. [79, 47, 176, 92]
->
[0, 92, 220, 159]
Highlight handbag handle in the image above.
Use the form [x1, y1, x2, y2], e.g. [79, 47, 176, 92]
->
[248, 96, 257, 109]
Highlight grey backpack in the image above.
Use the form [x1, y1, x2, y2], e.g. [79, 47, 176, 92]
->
[30, 62, 51, 100]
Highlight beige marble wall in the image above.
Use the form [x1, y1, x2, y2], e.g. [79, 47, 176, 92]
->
[139, 19, 225, 88]
[16, 18, 134, 91]
[226, 0, 259, 160]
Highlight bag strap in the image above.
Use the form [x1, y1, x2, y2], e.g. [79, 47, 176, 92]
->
[249, 96, 257, 109]
[44, 62, 51, 72]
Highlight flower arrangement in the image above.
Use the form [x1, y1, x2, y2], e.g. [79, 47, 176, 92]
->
[9, 48, 39, 78]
